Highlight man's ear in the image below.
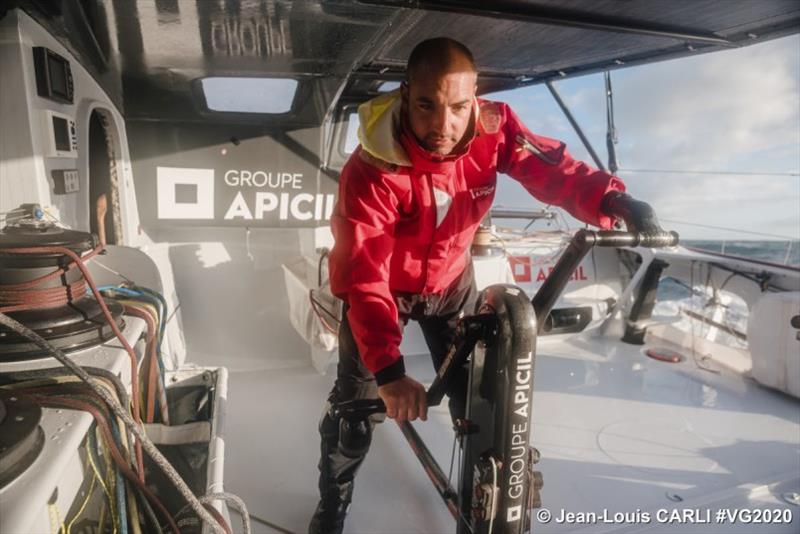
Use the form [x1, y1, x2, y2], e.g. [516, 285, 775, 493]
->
[400, 81, 409, 102]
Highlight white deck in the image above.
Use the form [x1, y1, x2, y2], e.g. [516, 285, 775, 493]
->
[218, 330, 800, 534]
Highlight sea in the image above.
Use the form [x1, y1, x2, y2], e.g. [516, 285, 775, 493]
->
[654, 240, 798, 347]
[682, 240, 799, 267]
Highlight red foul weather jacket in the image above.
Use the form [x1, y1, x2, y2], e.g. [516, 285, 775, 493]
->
[329, 90, 625, 384]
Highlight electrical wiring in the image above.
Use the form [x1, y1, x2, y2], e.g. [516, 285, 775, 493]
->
[8, 380, 140, 531]
[103, 286, 171, 424]
[107, 417, 130, 534]
[8, 383, 138, 534]
[4, 246, 148, 481]
[64, 464, 97, 534]
[92, 259, 137, 286]
[0, 368, 142, 482]
[133, 285, 178, 370]
[0, 366, 130, 411]
[2, 378, 133, 474]
[0, 312, 232, 534]
[132, 481, 165, 534]
[29, 393, 180, 534]
[124, 301, 169, 425]
[2, 246, 245, 534]
[122, 304, 161, 424]
[133, 285, 169, 344]
[125, 479, 143, 534]
[101, 285, 168, 348]
[47, 502, 65, 534]
[130, 298, 169, 423]
[21, 379, 233, 534]
[87, 429, 119, 534]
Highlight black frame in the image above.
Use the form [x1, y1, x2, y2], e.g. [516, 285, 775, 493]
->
[32, 46, 74, 104]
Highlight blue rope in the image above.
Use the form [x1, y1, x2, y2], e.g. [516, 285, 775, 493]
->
[109, 417, 129, 534]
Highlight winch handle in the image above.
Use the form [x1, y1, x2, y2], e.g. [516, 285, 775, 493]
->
[531, 194, 679, 331]
[600, 191, 679, 247]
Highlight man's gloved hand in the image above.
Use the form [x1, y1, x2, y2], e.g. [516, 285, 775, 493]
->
[601, 191, 662, 235]
[378, 376, 428, 422]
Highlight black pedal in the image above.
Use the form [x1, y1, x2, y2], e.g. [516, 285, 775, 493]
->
[471, 455, 499, 523]
[454, 418, 480, 436]
[527, 447, 544, 509]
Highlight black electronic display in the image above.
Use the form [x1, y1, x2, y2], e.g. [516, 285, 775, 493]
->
[33, 47, 74, 104]
[52, 116, 70, 152]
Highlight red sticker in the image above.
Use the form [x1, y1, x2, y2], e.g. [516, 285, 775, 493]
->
[508, 256, 531, 282]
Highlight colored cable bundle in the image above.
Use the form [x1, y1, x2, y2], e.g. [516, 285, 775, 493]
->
[1, 371, 154, 533]
[0, 310, 229, 534]
[2, 245, 146, 479]
[0, 245, 234, 533]
[98, 284, 172, 425]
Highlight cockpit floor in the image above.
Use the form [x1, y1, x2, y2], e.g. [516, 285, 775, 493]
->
[222, 331, 800, 533]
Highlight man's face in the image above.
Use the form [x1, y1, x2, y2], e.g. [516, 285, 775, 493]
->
[403, 69, 477, 156]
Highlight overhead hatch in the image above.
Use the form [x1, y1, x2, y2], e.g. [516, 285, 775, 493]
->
[199, 77, 298, 114]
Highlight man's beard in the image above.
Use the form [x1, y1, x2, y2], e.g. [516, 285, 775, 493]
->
[421, 135, 456, 155]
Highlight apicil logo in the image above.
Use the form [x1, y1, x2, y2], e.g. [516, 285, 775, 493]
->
[157, 166, 215, 219]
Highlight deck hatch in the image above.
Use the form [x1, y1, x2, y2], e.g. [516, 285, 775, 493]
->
[200, 77, 298, 114]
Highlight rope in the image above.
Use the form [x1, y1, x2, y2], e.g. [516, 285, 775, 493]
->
[0, 312, 228, 534]
[1, 246, 146, 477]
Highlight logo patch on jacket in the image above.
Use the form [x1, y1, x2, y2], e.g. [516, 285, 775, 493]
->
[480, 102, 502, 134]
[433, 187, 452, 228]
[470, 184, 495, 200]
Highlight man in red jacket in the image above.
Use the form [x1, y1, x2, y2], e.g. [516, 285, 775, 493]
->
[310, 37, 625, 533]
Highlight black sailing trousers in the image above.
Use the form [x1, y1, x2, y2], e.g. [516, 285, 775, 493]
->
[309, 262, 478, 534]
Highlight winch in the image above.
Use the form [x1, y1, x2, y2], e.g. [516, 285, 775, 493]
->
[0, 206, 123, 361]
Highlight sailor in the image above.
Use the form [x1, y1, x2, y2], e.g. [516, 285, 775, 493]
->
[310, 37, 627, 533]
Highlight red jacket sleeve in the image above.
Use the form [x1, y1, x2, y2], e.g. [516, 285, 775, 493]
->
[329, 152, 405, 380]
[496, 104, 625, 229]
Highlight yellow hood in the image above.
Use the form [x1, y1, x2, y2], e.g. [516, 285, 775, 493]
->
[356, 89, 412, 167]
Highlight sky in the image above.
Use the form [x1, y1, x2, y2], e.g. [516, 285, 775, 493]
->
[487, 34, 800, 241]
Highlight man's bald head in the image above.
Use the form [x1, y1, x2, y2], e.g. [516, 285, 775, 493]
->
[402, 38, 478, 155]
[406, 37, 477, 84]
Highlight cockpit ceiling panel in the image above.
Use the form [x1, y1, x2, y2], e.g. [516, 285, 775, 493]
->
[106, 1, 395, 74]
[16, 0, 799, 120]
[366, 0, 800, 78]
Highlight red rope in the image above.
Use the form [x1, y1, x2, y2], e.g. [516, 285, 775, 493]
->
[123, 305, 159, 424]
[0, 278, 87, 312]
[0, 246, 101, 290]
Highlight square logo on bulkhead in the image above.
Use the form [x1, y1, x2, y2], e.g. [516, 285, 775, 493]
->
[156, 166, 215, 219]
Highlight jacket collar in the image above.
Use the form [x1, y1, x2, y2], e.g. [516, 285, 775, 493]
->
[357, 89, 479, 173]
